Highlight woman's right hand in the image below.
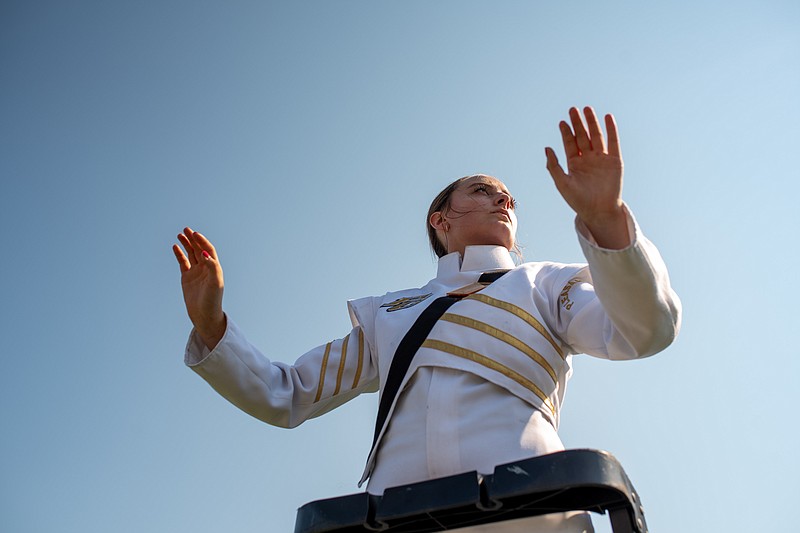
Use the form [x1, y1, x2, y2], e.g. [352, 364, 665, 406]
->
[172, 227, 226, 350]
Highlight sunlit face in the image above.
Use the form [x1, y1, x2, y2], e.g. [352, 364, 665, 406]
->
[429, 175, 517, 257]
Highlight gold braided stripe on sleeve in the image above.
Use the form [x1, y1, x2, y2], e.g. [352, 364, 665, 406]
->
[333, 334, 350, 396]
[439, 313, 557, 384]
[421, 339, 555, 416]
[466, 293, 564, 360]
[352, 328, 364, 389]
[314, 342, 333, 403]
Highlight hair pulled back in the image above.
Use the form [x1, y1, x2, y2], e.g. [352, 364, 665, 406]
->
[426, 174, 485, 257]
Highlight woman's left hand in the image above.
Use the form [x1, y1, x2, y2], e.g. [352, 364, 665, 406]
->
[545, 106, 630, 249]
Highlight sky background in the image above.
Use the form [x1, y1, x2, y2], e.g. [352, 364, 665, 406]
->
[2, 1, 798, 532]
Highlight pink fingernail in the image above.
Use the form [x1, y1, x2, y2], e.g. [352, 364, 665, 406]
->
[202, 251, 210, 259]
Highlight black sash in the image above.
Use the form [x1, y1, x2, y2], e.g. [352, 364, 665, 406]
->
[370, 270, 509, 451]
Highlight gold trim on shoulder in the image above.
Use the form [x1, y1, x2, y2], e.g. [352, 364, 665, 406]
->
[466, 293, 564, 360]
[422, 339, 555, 415]
[440, 313, 558, 384]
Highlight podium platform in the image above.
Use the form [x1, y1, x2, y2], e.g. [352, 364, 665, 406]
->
[295, 449, 647, 532]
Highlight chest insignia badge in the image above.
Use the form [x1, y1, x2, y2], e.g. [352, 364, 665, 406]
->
[380, 293, 433, 312]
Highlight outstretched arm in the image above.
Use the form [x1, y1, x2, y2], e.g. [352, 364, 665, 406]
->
[545, 106, 629, 250]
[173, 229, 381, 427]
[543, 108, 682, 357]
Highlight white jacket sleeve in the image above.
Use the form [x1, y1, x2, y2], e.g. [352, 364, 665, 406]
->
[555, 205, 682, 360]
[184, 318, 380, 428]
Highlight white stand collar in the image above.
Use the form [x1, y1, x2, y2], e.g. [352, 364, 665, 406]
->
[436, 245, 516, 278]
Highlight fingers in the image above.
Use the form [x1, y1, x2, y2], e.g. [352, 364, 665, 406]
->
[175, 227, 219, 267]
[569, 107, 592, 153]
[190, 230, 218, 260]
[545, 147, 577, 208]
[545, 147, 568, 181]
[605, 113, 622, 159]
[561, 106, 613, 155]
[172, 244, 192, 273]
[583, 106, 606, 153]
[177, 231, 198, 265]
[559, 121, 579, 159]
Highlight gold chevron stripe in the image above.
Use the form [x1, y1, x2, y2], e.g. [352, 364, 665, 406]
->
[466, 293, 564, 359]
[440, 313, 557, 384]
[422, 339, 555, 415]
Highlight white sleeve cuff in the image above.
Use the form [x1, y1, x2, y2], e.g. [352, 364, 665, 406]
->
[183, 315, 233, 367]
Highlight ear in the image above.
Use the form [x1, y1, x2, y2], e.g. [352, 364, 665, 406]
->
[429, 211, 447, 231]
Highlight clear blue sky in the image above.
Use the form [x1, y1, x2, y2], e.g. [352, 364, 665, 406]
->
[2, 1, 798, 532]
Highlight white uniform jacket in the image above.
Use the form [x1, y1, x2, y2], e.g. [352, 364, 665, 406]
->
[184, 206, 681, 501]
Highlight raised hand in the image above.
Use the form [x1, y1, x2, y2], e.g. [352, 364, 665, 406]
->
[172, 228, 226, 349]
[545, 107, 630, 249]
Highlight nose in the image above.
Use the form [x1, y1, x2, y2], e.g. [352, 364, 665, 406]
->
[495, 191, 512, 208]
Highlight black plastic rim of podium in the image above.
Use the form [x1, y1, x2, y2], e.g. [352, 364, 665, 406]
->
[294, 449, 647, 533]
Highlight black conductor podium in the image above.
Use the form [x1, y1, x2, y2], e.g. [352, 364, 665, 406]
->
[295, 449, 647, 533]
